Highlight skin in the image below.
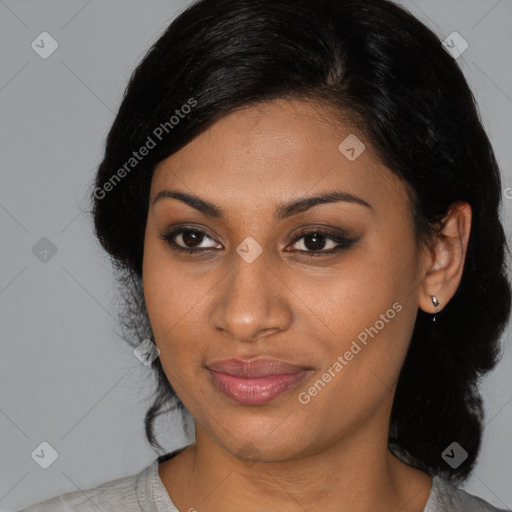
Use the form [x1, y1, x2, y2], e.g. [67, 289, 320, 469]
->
[142, 98, 472, 512]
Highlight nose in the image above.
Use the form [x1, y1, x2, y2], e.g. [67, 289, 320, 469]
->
[209, 250, 293, 344]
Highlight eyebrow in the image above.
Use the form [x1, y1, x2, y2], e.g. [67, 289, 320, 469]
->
[152, 189, 373, 220]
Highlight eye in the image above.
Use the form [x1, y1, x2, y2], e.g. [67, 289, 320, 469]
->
[286, 229, 355, 257]
[161, 227, 221, 254]
[160, 226, 355, 257]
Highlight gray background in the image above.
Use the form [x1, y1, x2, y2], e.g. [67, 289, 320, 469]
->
[1, 0, 511, 510]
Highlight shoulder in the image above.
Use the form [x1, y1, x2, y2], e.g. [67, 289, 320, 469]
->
[15, 461, 156, 512]
[425, 476, 507, 512]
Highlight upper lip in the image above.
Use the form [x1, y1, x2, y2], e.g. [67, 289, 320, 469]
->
[206, 358, 312, 377]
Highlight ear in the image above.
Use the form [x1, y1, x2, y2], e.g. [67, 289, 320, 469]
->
[418, 201, 472, 315]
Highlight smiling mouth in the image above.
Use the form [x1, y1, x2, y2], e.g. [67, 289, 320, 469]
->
[206, 357, 313, 405]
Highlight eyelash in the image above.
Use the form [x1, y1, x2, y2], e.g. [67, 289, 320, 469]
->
[160, 227, 355, 258]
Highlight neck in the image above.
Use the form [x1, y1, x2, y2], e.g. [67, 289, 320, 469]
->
[159, 422, 432, 512]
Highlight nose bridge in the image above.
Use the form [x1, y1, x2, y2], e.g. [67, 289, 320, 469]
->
[210, 248, 292, 342]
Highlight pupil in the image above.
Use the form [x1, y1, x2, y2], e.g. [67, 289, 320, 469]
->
[183, 230, 202, 247]
[304, 233, 325, 250]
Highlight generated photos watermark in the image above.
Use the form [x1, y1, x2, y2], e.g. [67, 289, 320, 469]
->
[298, 301, 403, 405]
[94, 97, 197, 200]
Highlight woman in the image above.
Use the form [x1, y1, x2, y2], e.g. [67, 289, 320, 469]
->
[19, 0, 511, 510]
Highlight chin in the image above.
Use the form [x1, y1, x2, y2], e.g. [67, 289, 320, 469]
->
[208, 416, 316, 464]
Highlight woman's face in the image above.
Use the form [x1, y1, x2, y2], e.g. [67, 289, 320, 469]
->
[143, 99, 428, 462]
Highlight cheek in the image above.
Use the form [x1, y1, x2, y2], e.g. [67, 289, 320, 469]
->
[143, 230, 204, 329]
[303, 246, 400, 338]
[302, 235, 418, 389]
[142, 238, 203, 368]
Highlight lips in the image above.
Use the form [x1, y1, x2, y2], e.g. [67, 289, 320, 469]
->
[206, 358, 312, 405]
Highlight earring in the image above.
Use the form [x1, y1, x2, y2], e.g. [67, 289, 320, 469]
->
[431, 295, 441, 322]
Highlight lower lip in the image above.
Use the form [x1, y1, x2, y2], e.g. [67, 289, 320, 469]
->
[207, 369, 309, 405]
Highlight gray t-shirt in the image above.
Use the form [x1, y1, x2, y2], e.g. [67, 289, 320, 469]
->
[17, 447, 505, 511]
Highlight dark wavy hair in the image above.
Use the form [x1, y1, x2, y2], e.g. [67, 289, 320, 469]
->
[91, 0, 511, 484]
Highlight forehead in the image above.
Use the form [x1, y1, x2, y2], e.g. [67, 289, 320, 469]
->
[151, 99, 411, 217]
